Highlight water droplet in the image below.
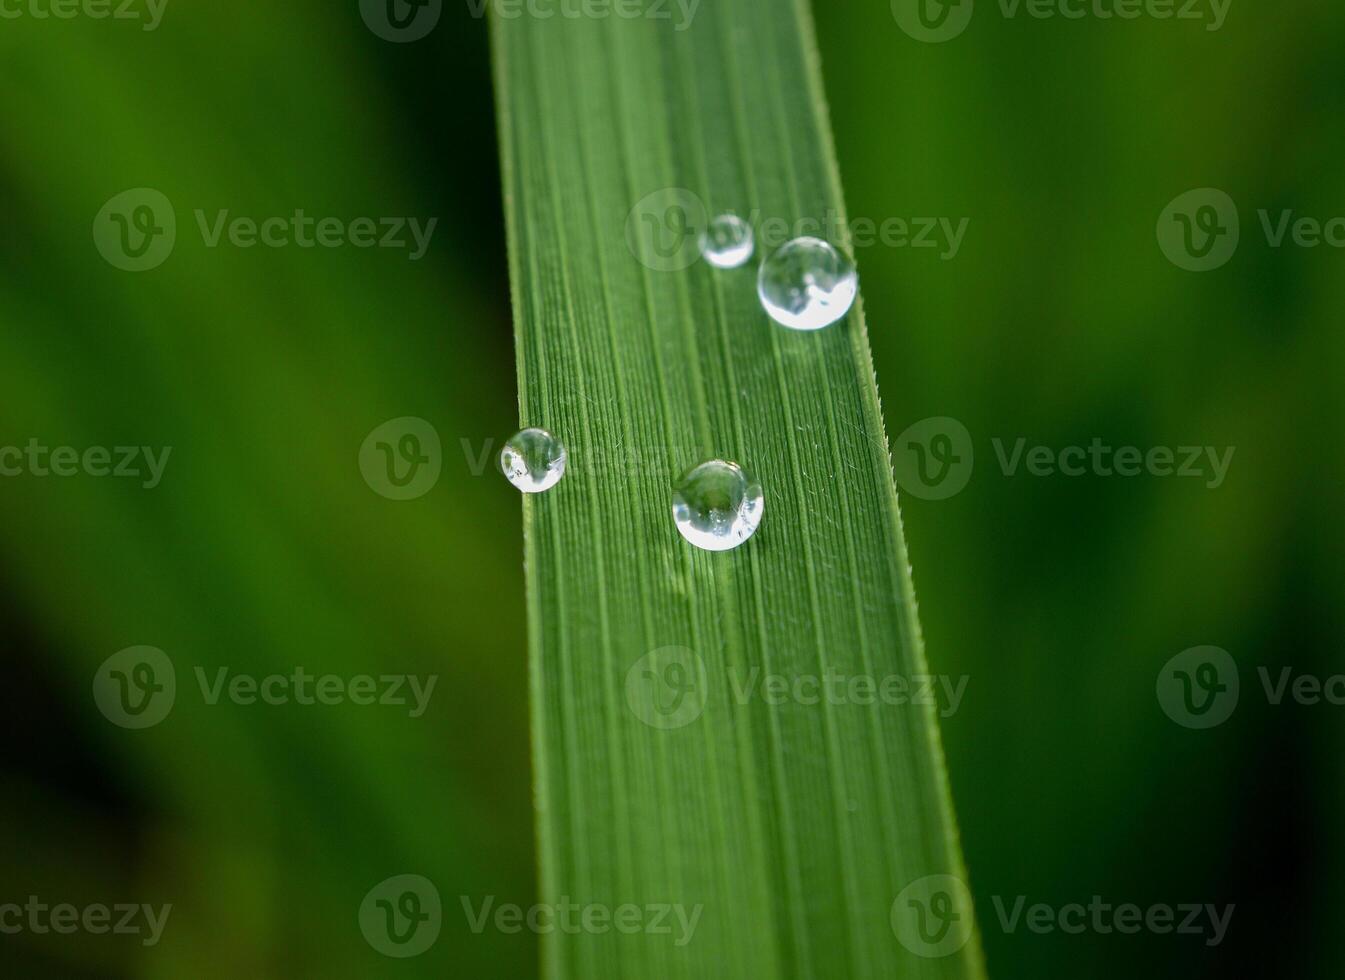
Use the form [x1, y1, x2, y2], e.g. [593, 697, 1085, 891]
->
[500, 428, 567, 493]
[672, 459, 764, 552]
[757, 236, 857, 330]
[699, 213, 754, 269]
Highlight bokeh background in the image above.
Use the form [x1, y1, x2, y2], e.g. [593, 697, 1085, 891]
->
[1, 0, 1340, 976]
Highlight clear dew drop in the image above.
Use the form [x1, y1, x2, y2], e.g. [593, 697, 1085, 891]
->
[757, 236, 858, 330]
[672, 459, 764, 552]
[699, 213, 755, 269]
[500, 428, 567, 493]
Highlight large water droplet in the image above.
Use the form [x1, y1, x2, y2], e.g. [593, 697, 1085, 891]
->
[672, 459, 763, 552]
[699, 213, 754, 269]
[501, 428, 567, 493]
[757, 236, 857, 330]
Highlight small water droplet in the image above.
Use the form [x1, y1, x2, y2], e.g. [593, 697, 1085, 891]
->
[500, 428, 567, 493]
[672, 459, 763, 552]
[699, 213, 754, 269]
[758, 236, 857, 330]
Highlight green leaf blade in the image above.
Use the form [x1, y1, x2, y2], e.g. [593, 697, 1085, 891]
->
[493, 2, 986, 977]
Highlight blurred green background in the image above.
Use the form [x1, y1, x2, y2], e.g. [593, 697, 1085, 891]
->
[1, 0, 1340, 976]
